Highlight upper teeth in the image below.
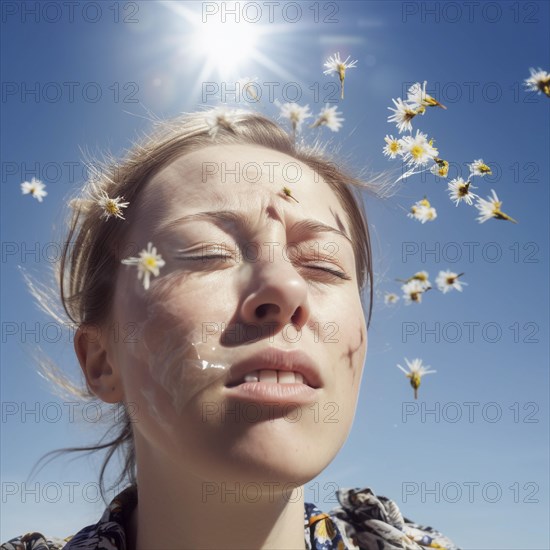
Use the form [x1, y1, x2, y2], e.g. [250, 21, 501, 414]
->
[243, 370, 305, 385]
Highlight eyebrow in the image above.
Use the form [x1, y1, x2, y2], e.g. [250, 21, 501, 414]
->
[155, 210, 353, 247]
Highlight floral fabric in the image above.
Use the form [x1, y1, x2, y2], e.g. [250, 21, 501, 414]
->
[2, 484, 460, 550]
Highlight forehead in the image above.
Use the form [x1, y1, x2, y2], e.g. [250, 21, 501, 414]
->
[138, 143, 351, 235]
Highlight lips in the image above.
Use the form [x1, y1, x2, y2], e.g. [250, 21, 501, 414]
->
[224, 348, 323, 389]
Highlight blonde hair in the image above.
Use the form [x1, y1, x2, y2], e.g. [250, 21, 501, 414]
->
[25, 109, 390, 501]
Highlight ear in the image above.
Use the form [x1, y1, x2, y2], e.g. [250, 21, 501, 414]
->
[74, 324, 124, 404]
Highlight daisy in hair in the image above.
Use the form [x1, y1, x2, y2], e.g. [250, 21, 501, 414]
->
[204, 106, 240, 138]
[95, 189, 130, 221]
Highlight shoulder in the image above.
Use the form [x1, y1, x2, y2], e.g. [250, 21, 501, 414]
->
[1, 532, 73, 550]
[326, 486, 461, 550]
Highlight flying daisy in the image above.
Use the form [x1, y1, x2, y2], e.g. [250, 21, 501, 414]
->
[475, 189, 518, 224]
[276, 100, 312, 137]
[406, 81, 447, 110]
[310, 104, 344, 132]
[21, 177, 47, 202]
[236, 76, 260, 102]
[524, 67, 550, 98]
[204, 106, 240, 138]
[121, 241, 166, 291]
[384, 292, 400, 305]
[401, 130, 439, 167]
[95, 189, 130, 221]
[468, 159, 492, 177]
[323, 52, 358, 99]
[396, 357, 437, 399]
[401, 279, 430, 305]
[397, 270, 432, 290]
[435, 270, 468, 293]
[447, 177, 479, 206]
[387, 97, 421, 133]
[383, 135, 404, 159]
[430, 158, 449, 178]
[407, 197, 437, 224]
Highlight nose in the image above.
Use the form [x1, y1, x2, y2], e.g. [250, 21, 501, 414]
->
[239, 255, 311, 334]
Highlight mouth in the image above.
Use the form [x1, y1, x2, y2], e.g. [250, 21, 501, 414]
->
[224, 348, 323, 390]
[226, 369, 311, 388]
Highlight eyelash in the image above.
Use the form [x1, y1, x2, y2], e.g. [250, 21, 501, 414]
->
[176, 254, 352, 281]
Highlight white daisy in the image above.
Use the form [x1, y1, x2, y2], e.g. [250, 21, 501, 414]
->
[96, 189, 130, 221]
[121, 242, 166, 291]
[430, 158, 449, 178]
[407, 198, 437, 224]
[396, 357, 437, 399]
[384, 292, 400, 305]
[236, 76, 260, 102]
[310, 104, 344, 132]
[406, 81, 446, 110]
[383, 135, 404, 159]
[21, 177, 47, 202]
[323, 52, 358, 99]
[408, 270, 431, 290]
[447, 177, 479, 206]
[277, 100, 312, 135]
[468, 159, 492, 177]
[401, 130, 439, 167]
[204, 106, 239, 138]
[401, 279, 429, 305]
[387, 97, 419, 133]
[435, 270, 467, 294]
[475, 189, 518, 224]
[524, 67, 550, 97]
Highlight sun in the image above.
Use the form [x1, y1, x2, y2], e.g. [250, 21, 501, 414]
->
[190, 20, 260, 76]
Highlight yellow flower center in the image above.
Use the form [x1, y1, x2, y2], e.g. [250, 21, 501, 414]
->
[106, 200, 119, 214]
[410, 373, 421, 389]
[411, 145, 425, 159]
[145, 257, 157, 269]
[419, 199, 430, 208]
[479, 164, 491, 174]
[389, 141, 400, 153]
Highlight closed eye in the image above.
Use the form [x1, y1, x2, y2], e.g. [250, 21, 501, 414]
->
[174, 254, 352, 282]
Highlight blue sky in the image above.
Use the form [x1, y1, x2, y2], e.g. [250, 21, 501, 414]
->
[1, 1, 549, 548]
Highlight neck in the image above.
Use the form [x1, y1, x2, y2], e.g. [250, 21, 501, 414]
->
[127, 445, 308, 550]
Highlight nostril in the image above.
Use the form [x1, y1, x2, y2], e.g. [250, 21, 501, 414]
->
[256, 304, 267, 318]
[290, 306, 302, 325]
[255, 304, 280, 319]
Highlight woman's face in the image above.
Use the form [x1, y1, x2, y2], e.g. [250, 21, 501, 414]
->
[109, 143, 368, 485]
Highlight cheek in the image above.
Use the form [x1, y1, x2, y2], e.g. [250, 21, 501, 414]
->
[111, 276, 239, 427]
